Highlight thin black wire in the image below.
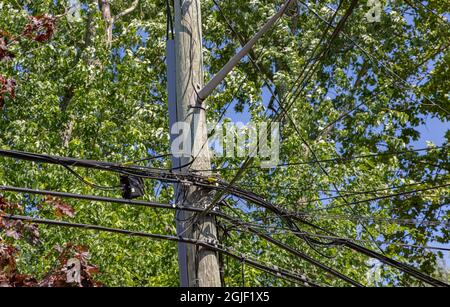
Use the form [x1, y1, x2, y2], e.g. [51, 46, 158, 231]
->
[2, 181, 445, 286]
[249, 212, 450, 234]
[0, 184, 204, 214]
[213, 182, 450, 287]
[294, 212, 450, 230]
[227, 183, 449, 225]
[401, 0, 450, 31]
[237, 177, 447, 195]
[220, 219, 450, 252]
[179, 0, 301, 238]
[190, 0, 350, 229]
[220, 203, 450, 287]
[237, 199, 450, 232]
[188, 3, 407, 261]
[2, 178, 357, 286]
[192, 145, 448, 172]
[62, 164, 121, 191]
[298, 0, 450, 115]
[0, 213, 319, 287]
[1, 149, 447, 286]
[270, 0, 389, 255]
[188, 0, 277, 171]
[307, 183, 450, 212]
[0, 183, 351, 286]
[223, 189, 450, 287]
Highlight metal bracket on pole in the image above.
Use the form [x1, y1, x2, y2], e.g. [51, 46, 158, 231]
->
[189, 84, 206, 111]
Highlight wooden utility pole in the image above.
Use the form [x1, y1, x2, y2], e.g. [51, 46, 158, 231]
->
[172, 0, 221, 287]
[168, 0, 294, 287]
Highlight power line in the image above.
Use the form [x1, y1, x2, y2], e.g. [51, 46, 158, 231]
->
[1, 149, 447, 286]
[204, 1, 450, 262]
[0, 183, 361, 286]
[196, 2, 398, 261]
[273, 0, 389, 256]
[221, 218, 450, 252]
[251, 209, 450, 230]
[165, 0, 174, 40]
[0, 213, 320, 287]
[219, 200, 450, 286]
[402, 0, 450, 31]
[217, 182, 450, 287]
[2, 177, 446, 286]
[237, 178, 447, 195]
[296, 212, 450, 230]
[298, 0, 450, 115]
[217, 203, 364, 287]
[0, 183, 363, 286]
[188, 0, 361, 231]
[0, 148, 205, 185]
[308, 183, 450, 212]
[0, 185, 202, 213]
[193, 145, 448, 172]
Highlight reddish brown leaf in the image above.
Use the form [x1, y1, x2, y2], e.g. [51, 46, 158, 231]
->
[0, 75, 16, 109]
[44, 196, 75, 218]
[0, 243, 17, 275]
[22, 14, 56, 43]
[5, 229, 21, 240]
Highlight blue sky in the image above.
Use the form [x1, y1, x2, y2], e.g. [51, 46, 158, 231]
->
[414, 117, 449, 148]
[223, 91, 449, 149]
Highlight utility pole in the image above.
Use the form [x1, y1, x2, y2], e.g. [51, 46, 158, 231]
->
[170, 0, 221, 287]
[167, 0, 294, 287]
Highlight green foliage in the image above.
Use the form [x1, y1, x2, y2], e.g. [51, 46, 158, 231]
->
[0, 0, 449, 286]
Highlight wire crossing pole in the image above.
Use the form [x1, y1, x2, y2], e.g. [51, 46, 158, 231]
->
[173, 0, 221, 287]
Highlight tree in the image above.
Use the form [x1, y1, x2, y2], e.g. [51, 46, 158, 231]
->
[0, 0, 448, 286]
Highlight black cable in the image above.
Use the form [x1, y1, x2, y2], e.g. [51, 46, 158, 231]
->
[0, 148, 204, 185]
[0, 184, 359, 286]
[126, 153, 172, 165]
[237, 178, 447, 196]
[0, 184, 205, 214]
[298, 0, 450, 115]
[253, 210, 450, 230]
[271, 0, 412, 256]
[192, 145, 448, 172]
[215, 182, 450, 287]
[125, 153, 196, 171]
[0, 214, 320, 287]
[220, 199, 450, 287]
[269, 3, 450, 257]
[218, 204, 364, 287]
[188, 0, 270, 171]
[3, 182, 445, 286]
[194, 0, 358, 224]
[1, 150, 447, 286]
[61, 164, 121, 191]
[188, 0, 306, 222]
[401, 0, 450, 32]
[222, 219, 450, 252]
[308, 183, 449, 212]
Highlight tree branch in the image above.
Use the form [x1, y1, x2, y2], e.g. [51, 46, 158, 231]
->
[113, 0, 139, 22]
